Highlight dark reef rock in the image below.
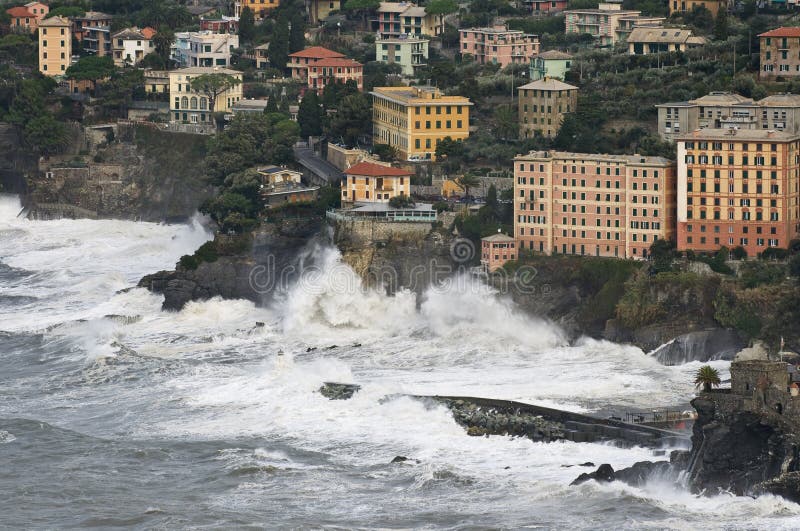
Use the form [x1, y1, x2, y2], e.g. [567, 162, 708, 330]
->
[570, 464, 616, 486]
[319, 382, 361, 400]
[649, 329, 746, 366]
[614, 461, 672, 487]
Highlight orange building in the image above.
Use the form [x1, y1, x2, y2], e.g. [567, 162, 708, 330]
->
[342, 161, 412, 204]
[514, 150, 676, 259]
[7, 3, 48, 33]
[306, 57, 364, 94]
[235, 0, 279, 20]
[676, 129, 800, 256]
[481, 233, 517, 272]
[38, 16, 72, 77]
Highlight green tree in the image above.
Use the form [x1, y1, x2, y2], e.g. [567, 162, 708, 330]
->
[713, 8, 728, 41]
[455, 173, 480, 198]
[289, 12, 306, 53]
[269, 18, 291, 72]
[189, 73, 242, 119]
[343, 0, 380, 27]
[23, 114, 70, 155]
[789, 254, 800, 278]
[493, 104, 518, 141]
[298, 90, 323, 138]
[486, 183, 498, 214]
[694, 365, 721, 393]
[152, 28, 175, 70]
[435, 136, 465, 159]
[239, 7, 256, 44]
[65, 56, 116, 91]
[46, 6, 86, 19]
[326, 93, 371, 146]
[424, 0, 458, 15]
[265, 91, 279, 113]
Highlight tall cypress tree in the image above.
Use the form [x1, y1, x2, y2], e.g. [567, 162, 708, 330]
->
[289, 12, 306, 53]
[298, 90, 323, 138]
[268, 18, 290, 73]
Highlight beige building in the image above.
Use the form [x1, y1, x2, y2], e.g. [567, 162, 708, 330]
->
[341, 161, 413, 204]
[307, 0, 341, 24]
[514, 150, 676, 259]
[169, 67, 243, 123]
[675, 128, 800, 256]
[518, 78, 578, 139]
[564, 3, 650, 47]
[669, 0, 728, 17]
[627, 26, 706, 55]
[38, 16, 72, 77]
[759, 27, 800, 81]
[144, 70, 169, 94]
[376, 2, 445, 38]
[657, 91, 800, 142]
[371, 86, 472, 161]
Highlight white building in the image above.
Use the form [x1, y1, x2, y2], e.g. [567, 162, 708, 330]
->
[111, 27, 155, 67]
[172, 31, 239, 68]
[169, 67, 243, 124]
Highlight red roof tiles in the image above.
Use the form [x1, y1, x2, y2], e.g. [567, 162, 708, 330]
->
[345, 161, 413, 177]
[759, 27, 800, 38]
[310, 57, 363, 68]
[289, 46, 345, 59]
[7, 6, 34, 17]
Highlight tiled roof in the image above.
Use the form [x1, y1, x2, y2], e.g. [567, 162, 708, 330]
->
[141, 27, 157, 39]
[7, 6, 34, 17]
[39, 15, 70, 26]
[345, 161, 413, 177]
[482, 233, 515, 242]
[518, 78, 577, 91]
[759, 27, 800, 38]
[310, 57, 363, 67]
[289, 46, 345, 59]
[536, 50, 573, 60]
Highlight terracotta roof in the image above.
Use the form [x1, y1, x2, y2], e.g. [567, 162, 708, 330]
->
[310, 57, 363, 67]
[7, 6, 34, 17]
[482, 233, 515, 242]
[345, 161, 412, 177]
[39, 15, 70, 26]
[289, 46, 345, 59]
[141, 27, 157, 39]
[535, 50, 573, 60]
[759, 27, 800, 38]
[518, 78, 577, 91]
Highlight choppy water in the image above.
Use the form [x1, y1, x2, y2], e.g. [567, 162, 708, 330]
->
[1, 193, 799, 529]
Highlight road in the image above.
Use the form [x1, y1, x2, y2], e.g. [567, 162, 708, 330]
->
[294, 146, 344, 185]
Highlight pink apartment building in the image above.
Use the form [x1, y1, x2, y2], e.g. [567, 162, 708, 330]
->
[522, 0, 568, 13]
[481, 233, 517, 272]
[460, 26, 540, 67]
[288, 46, 363, 94]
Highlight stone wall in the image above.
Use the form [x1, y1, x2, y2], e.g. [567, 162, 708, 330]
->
[333, 218, 432, 246]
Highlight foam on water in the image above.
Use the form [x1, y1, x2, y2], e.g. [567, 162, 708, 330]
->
[2, 202, 799, 528]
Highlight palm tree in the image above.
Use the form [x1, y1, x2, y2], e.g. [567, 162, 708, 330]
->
[455, 173, 481, 200]
[695, 365, 721, 392]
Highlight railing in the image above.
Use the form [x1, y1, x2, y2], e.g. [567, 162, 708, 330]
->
[327, 208, 437, 223]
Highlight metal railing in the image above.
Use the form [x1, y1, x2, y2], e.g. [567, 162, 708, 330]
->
[326, 208, 437, 223]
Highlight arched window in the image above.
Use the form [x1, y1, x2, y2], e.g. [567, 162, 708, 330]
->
[190, 97, 198, 110]
[199, 98, 208, 110]
[181, 96, 188, 109]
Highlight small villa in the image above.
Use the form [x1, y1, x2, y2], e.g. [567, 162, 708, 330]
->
[341, 161, 412, 205]
[481, 233, 516, 272]
[257, 165, 319, 208]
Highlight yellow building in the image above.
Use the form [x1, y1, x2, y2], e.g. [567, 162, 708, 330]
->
[38, 16, 71, 77]
[308, 0, 341, 24]
[236, 0, 279, 20]
[370, 86, 472, 161]
[342, 161, 412, 204]
[668, 0, 727, 17]
[168, 67, 243, 123]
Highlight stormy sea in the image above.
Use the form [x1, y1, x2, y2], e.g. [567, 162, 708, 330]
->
[1, 193, 799, 529]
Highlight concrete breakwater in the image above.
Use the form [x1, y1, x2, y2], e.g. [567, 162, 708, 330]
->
[318, 383, 688, 448]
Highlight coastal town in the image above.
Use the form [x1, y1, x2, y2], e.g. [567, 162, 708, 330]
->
[5, 0, 800, 523]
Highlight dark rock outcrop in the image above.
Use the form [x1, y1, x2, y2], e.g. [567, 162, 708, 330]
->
[686, 394, 800, 500]
[614, 460, 672, 487]
[570, 464, 616, 486]
[319, 382, 361, 400]
[649, 329, 746, 366]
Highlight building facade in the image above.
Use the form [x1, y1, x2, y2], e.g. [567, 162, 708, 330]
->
[564, 3, 643, 47]
[112, 27, 156, 66]
[518, 78, 578, 139]
[627, 26, 706, 55]
[174, 31, 239, 68]
[375, 36, 429, 76]
[342, 161, 413, 204]
[668, 0, 728, 17]
[657, 92, 800, 142]
[306, 57, 364, 94]
[514, 150, 676, 259]
[481, 233, 517, 272]
[307, 0, 341, 24]
[235, 0, 280, 20]
[144, 70, 169, 94]
[675, 129, 800, 256]
[376, 2, 444, 38]
[520, 0, 569, 13]
[287, 46, 345, 81]
[7, 3, 48, 33]
[169, 67, 243, 123]
[529, 50, 573, 81]
[371, 86, 472, 161]
[38, 16, 72, 77]
[71, 11, 113, 42]
[759, 27, 800, 81]
[460, 26, 540, 67]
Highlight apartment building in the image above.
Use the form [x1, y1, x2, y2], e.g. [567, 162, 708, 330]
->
[676, 129, 800, 256]
[520, 0, 568, 14]
[481, 233, 517, 272]
[307, 0, 342, 24]
[112, 27, 156, 67]
[376, 2, 445, 38]
[371, 86, 472, 161]
[376, 36, 429, 76]
[306, 57, 364, 94]
[614, 15, 665, 43]
[657, 91, 800, 142]
[514, 150, 676, 259]
[529, 50, 573, 81]
[7, 2, 48, 33]
[460, 26, 540, 67]
[169, 67, 243, 123]
[668, 0, 728, 17]
[626, 26, 706, 55]
[38, 16, 72, 77]
[174, 32, 239, 68]
[71, 11, 112, 42]
[518, 78, 578, 139]
[288, 46, 345, 81]
[235, 0, 279, 20]
[759, 27, 800, 81]
[144, 70, 169, 95]
[564, 3, 644, 47]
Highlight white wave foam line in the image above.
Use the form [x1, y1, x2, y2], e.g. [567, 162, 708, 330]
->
[0, 194, 23, 222]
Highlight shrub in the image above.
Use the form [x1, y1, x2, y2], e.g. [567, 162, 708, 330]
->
[739, 261, 785, 289]
[179, 254, 199, 270]
[790, 254, 800, 278]
[731, 246, 747, 260]
[761, 247, 788, 260]
[194, 241, 219, 264]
